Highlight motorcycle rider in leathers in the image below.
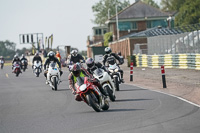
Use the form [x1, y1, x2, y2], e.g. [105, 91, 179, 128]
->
[102, 47, 124, 83]
[68, 63, 108, 101]
[67, 50, 85, 64]
[12, 54, 22, 73]
[44, 51, 63, 84]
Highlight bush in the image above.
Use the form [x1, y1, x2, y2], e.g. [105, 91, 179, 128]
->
[104, 32, 113, 47]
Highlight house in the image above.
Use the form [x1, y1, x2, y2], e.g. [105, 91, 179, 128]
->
[87, 0, 176, 58]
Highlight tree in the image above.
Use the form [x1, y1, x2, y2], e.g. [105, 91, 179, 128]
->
[175, 0, 200, 26]
[142, 0, 160, 9]
[0, 40, 16, 59]
[160, 0, 186, 12]
[92, 0, 130, 25]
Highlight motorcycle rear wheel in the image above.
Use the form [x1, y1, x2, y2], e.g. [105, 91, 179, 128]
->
[86, 94, 101, 112]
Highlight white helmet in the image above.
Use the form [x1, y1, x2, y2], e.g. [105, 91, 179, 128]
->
[71, 50, 78, 57]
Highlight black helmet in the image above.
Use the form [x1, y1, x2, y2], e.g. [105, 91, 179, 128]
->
[86, 58, 95, 69]
[48, 51, 55, 59]
[105, 47, 112, 54]
[72, 63, 81, 77]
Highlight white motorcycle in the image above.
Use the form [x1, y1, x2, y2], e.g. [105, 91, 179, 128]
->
[33, 61, 42, 77]
[107, 63, 122, 91]
[92, 67, 116, 101]
[47, 62, 61, 91]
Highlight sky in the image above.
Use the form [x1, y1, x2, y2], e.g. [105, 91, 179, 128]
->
[0, 0, 161, 51]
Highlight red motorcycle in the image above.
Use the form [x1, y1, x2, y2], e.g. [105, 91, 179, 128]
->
[13, 62, 21, 77]
[75, 77, 109, 112]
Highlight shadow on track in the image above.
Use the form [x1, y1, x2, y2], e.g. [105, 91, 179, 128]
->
[115, 98, 153, 102]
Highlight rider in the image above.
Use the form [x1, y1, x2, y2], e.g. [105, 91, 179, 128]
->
[0, 56, 5, 63]
[56, 51, 62, 62]
[86, 57, 107, 74]
[67, 50, 85, 64]
[44, 51, 63, 84]
[32, 52, 42, 66]
[68, 63, 108, 101]
[102, 47, 124, 83]
[20, 54, 28, 65]
[12, 54, 22, 72]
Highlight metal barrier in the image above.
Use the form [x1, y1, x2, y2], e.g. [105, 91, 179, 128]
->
[135, 54, 200, 70]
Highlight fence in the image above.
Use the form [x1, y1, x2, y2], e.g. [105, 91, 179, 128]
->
[135, 54, 200, 70]
[147, 24, 200, 55]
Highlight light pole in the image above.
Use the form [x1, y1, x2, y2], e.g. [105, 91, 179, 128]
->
[116, 5, 119, 40]
[167, 16, 172, 29]
[108, 9, 111, 19]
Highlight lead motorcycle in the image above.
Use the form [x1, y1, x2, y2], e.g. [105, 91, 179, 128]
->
[92, 67, 116, 101]
[47, 62, 61, 91]
[75, 76, 109, 112]
[13, 62, 21, 77]
[33, 60, 42, 77]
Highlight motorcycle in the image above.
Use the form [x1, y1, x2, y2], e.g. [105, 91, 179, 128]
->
[106, 56, 122, 91]
[33, 61, 42, 77]
[75, 76, 109, 112]
[21, 59, 28, 72]
[92, 67, 116, 101]
[13, 62, 21, 77]
[47, 62, 61, 91]
[0, 59, 4, 69]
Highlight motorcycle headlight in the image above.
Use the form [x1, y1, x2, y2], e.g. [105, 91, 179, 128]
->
[115, 69, 119, 72]
[109, 70, 114, 73]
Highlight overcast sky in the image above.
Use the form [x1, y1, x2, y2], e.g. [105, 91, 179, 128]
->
[0, 0, 161, 51]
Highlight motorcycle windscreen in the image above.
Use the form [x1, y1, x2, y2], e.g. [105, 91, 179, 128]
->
[93, 68, 103, 76]
[50, 62, 56, 68]
[76, 77, 85, 86]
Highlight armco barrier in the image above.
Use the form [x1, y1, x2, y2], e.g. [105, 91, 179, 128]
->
[135, 54, 200, 70]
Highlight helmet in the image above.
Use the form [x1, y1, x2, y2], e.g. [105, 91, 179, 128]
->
[14, 54, 19, 59]
[72, 63, 81, 77]
[71, 50, 78, 57]
[35, 52, 39, 56]
[117, 51, 121, 56]
[86, 58, 95, 69]
[48, 51, 55, 59]
[105, 47, 112, 54]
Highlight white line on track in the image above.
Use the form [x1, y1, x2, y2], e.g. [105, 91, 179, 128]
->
[6, 73, 9, 78]
[125, 83, 200, 108]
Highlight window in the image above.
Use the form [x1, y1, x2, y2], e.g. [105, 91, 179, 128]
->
[95, 29, 102, 35]
[131, 22, 137, 30]
[103, 29, 107, 34]
[147, 21, 152, 28]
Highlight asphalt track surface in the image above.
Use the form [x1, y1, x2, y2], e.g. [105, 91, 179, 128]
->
[1, 66, 200, 133]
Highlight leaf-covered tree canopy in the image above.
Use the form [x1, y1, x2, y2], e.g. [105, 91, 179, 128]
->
[142, 0, 160, 9]
[0, 40, 16, 59]
[175, 0, 200, 26]
[92, 0, 130, 25]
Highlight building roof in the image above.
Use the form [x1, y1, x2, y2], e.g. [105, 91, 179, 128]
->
[110, 0, 171, 21]
[120, 23, 200, 39]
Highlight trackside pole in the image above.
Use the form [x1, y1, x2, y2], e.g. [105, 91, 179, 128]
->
[130, 62, 133, 81]
[161, 65, 167, 88]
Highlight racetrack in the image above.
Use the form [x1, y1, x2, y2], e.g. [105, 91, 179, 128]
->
[0, 66, 200, 133]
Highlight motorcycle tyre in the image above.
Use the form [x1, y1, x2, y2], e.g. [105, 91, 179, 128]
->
[102, 99, 109, 111]
[105, 86, 115, 101]
[114, 77, 119, 91]
[53, 77, 57, 91]
[86, 94, 101, 112]
[16, 71, 19, 77]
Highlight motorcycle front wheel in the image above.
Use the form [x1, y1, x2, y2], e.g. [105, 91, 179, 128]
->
[86, 93, 101, 112]
[114, 77, 119, 91]
[105, 86, 115, 101]
[53, 77, 57, 91]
